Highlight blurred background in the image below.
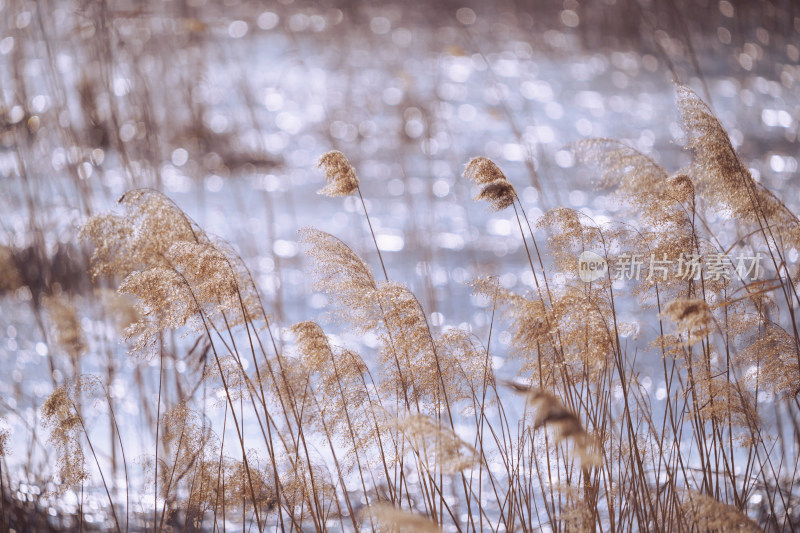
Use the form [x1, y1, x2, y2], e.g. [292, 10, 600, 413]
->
[0, 0, 798, 527]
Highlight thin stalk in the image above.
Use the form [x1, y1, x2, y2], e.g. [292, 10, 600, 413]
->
[356, 186, 388, 282]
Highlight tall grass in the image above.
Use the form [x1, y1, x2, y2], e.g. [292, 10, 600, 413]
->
[2, 1, 800, 531]
[17, 84, 790, 531]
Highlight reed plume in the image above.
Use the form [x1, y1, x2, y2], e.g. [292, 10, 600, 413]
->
[738, 322, 800, 396]
[677, 85, 800, 247]
[0, 425, 7, 459]
[43, 294, 88, 366]
[394, 413, 480, 474]
[316, 150, 389, 280]
[41, 381, 91, 494]
[223, 454, 277, 517]
[364, 503, 442, 533]
[571, 140, 697, 294]
[463, 156, 516, 211]
[682, 492, 761, 532]
[153, 402, 224, 528]
[508, 384, 600, 466]
[290, 322, 374, 461]
[0, 245, 22, 292]
[118, 267, 200, 358]
[81, 189, 206, 280]
[317, 150, 360, 197]
[662, 297, 713, 344]
[299, 227, 379, 329]
[537, 207, 613, 276]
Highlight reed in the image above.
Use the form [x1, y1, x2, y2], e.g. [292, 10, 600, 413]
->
[1, 4, 798, 526]
[37, 85, 799, 531]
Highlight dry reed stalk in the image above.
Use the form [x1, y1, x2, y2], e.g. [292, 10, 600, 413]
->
[48, 70, 800, 532]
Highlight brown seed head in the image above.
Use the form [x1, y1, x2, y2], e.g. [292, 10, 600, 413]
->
[677, 84, 800, 248]
[299, 227, 378, 329]
[475, 180, 516, 211]
[394, 413, 480, 473]
[0, 415, 9, 457]
[682, 492, 761, 532]
[41, 379, 105, 494]
[43, 294, 88, 362]
[507, 383, 600, 465]
[0, 432, 7, 458]
[317, 150, 360, 196]
[738, 323, 800, 397]
[365, 503, 442, 533]
[464, 156, 517, 211]
[464, 156, 507, 185]
[290, 321, 331, 371]
[0, 245, 22, 292]
[662, 297, 713, 343]
[667, 173, 695, 204]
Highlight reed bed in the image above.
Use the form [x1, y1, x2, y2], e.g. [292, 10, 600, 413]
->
[1, 1, 799, 531]
[11, 84, 796, 531]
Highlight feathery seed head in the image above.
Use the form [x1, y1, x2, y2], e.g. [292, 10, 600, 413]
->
[682, 492, 761, 532]
[377, 282, 452, 405]
[80, 213, 135, 279]
[118, 267, 199, 358]
[0, 245, 22, 292]
[43, 294, 87, 362]
[40, 379, 107, 494]
[81, 189, 205, 279]
[464, 156, 507, 185]
[166, 241, 240, 313]
[662, 298, 712, 342]
[677, 85, 800, 248]
[475, 180, 516, 211]
[738, 323, 800, 397]
[538, 208, 614, 277]
[464, 156, 517, 211]
[317, 150, 360, 196]
[290, 322, 375, 468]
[570, 139, 697, 268]
[394, 413, 480, 473]
[667, 173, 695, 204]
[280, 459, 336, 513]
[571, 138, 668, 194]
[290, 320, 331, 371]
[365, 503, 443, 533]
[0, 426, 8, 457]
[157, 402, 219, 500]
[299, 227, 378, 329]
[508, 384, 600, 465]
[203, 355, 254, 405]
